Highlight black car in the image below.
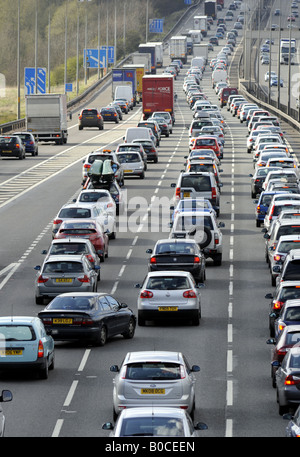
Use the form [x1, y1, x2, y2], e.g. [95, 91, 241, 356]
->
[113, 99, 129, 114]
[132, 139, 158, 163]
[0, 135, 26, 159]
[146, 239, 206, 283]
[109, 103, 123, 121]
[38, 292, 136, 346]
[78, 108, 104, 130]
[209, 37, 219, 46]
[13, 132, 38, 156]
[100, 107, 119, 123]
[137, 121, 160, 146]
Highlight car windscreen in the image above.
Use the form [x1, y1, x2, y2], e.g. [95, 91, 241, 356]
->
[181, 175, 211, 191]
[58, 208, 91, 218]
[125, 362, 181, 380]
[274, 206, 300, 217]
[285, 307, 300, 321]
[49, 243, 89, 255]
[118, 146, 140, 152]
[156, 243, 196, 255]
[195, 138, 216, 146]
[47, 295, 97, 310]
[43, 261, 84, 273]
[117, 153, 140, 163]
[146, 276, 190, 290]
[285, 331, 300, 345]
[189, 163, 214, 173]
[88, 154, 112, 164]
[79, 192, 110, 203]
[119, 417, 185, 437]
[0, 325, 36, 341]
[284, 260, 300, 280]
[82, 109, 98, 115]
[174, 215, 213, 231]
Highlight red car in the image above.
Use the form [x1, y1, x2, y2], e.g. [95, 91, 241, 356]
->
[54, 219, 109, 262]
[191, 136, 222, 159]
[267, 325, 300, 388]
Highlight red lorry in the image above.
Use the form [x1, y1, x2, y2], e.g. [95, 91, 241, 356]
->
[142, 75, 174, 121]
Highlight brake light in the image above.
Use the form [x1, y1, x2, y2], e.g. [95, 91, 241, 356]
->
[79, 115, 82, 120]
[16, 143, 20, 148]
[86, 254, 95, 263]
[81, 317, 94, 325]
[273, 300, 284, 310]
[140, 290, 153, 298]
[150, 257, 156, 264]
[214, 233, 219, 245]
[37, 275, 49, 284]
[212, 187, 217, 199]
[269, 206, 274, 221]
[278, 323, 286, 332]
[183, 290, 197, 298]
[285, 375, 300, 385]
[256, 205, 261, 214]
[53, 219, 63, 225]
[277, 347, 288, 356]
[194, 256, 200, 263]
[41, 317, 52, 325]
[175, 187, 181, 198]
[273, 254, 282, 262]
[78, 275, 90, 283]
[38, 340, 44, 358]
[180, 365, 186, 379]
[120, 366, 127, 379]
[84, 164, 91, 169]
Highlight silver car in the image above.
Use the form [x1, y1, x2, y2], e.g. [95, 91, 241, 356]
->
[110, 351, 200, 420]
[116, 151, 145, 179]
[135, 271, 202, 326]
[275, 346, 300, 415]
[0, 390, 12, 437]
[102, 407, 207, 437]
[34, 254, 99, 304]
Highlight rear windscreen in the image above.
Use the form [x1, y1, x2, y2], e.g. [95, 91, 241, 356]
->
[181, 175, 211, 191]
[43, 262, 84, 273]
[125, 362, 181, 380]
[0, 325, 35, 341]
[284, 260, 300, 280]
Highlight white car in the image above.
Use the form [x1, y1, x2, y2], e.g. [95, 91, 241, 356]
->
[75, 189, 116, 218]
[135, 270, 202, 326]
[52, 202, 116, 240]
[265, 71, 277, 81]
[102, 407, 208, 437]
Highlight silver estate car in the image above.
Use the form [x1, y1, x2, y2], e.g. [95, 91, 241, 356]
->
[110, 351, 200, 420]
[275, 346, 300, 415]
[34, 255, 99, 304]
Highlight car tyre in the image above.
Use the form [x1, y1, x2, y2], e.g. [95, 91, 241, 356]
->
[138, 312, 146, 326]
[140, 172, 145, 179]
[35, 296, 44, 305]
[122, 318, 136, 339]
[213, 254, 222, 266]
[39, 360, 49, 380]
[96, 325, 107, 347]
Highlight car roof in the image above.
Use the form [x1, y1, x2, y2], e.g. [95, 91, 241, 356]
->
[146, 270, 193, 277]
[284, 299, 300, 308]
[155, 238, 198, 245]
[0, 316, 38, 325]
[51, 238, 91, 244]
[117, 407, 188, 419]
[46, 255, 85, 262]
[124, 351, 183, 364]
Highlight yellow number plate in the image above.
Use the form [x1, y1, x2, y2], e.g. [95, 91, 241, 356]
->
[158, 307, 178, 311]
[53, 318, 73, 324]
[183, 192, 190, 197]
[141, 388, 165, 394]
[55, 278, 72, 283]
[124, 169, 133, 173]
[0, 349, 23, 356]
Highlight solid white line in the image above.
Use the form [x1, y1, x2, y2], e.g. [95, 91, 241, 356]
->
[225, 419, 233, 437]
[52, 419, 64, 437]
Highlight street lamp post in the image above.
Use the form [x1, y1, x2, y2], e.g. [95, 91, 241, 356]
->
[17, 0, 20, 118]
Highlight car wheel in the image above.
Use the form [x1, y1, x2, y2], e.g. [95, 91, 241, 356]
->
[198, 227, 212, 249]
[38, 359, 49, 379]
[79, 126, 83, 130]
[190, 399, 195, 420]
[213, 254, 222, 266]
[278, 402, 289, 416]
[271, 275, 276, 286]
[140, 172, 145, 179]
[49, 353, 55, 370]
[192, 311, 200, 326]
[35, 296, 44, 305]
[122, 318, 136, 339]
[96, 325, 107, 346]
[113, 407, 118, 422]
[154, 157, 158, 163]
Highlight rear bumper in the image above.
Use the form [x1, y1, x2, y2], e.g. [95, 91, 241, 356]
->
[45, 326, 100, 341]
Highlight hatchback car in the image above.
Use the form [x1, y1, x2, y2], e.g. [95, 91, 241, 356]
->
[0, 135, 25, 160]
[116, 151, 145, 179]
[0, 316, 54, 379]
[38, 292, 136, 346]
[78, 108, 104, 130]
[152, 111, 174, 131]
[135, 271, 202, 326]
[100, 106, 119, 123]
[275, 346, 300, 415]
[13, 132, 38, 156]
[269, 236, 300, 286]
[266, 281, 300, 337]
[84, 178, 125, 215]
[274, 299, 300, 339]
[41, 237, 101, 281]
[75, 189, 116, 219]
[102, 407, 208, 437]
[131, 139, 158, 163]
[267, 325, 300, 387]
[146, 239, 206, 284]
[54, 220, 109, 261]
[0, 390, 12, 437]
[34, 254, 99, 304]
[283, 404, 300, 436]
[110, 351, 200, 420]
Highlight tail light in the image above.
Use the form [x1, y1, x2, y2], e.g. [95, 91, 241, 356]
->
[140, 290, 153, 298]
[214, 233, 219, 245]
[84, 164, 91, 170]
[78, 275, 90, 283]
[16, 143, 20, 148]
[183, 290, 197, 298]
[285, 375, 300, 385]
[120, 365, 127, 379]
[180, 365, 186, 379]
[269, 206, 274, 221]
[41, 317, 52, 325]
[273, 300, 284, 310]
[256, 205, 261, 214]
[30, 141, 34, 145]
[150, 257, 156, 264]
[175, 187, 181, 198]
[37, 275, 49, 284]
[212, 187, 217, 199]
[38, 340, 44, 358]
[86, 254, 95, 263]
[194, 256, 200, 263]
[81, 317, 93, 325]
[278, 323, 286, 332]
[79, 115, 82, 120]
[53, 219, 63, 226]
[277, 347, 289, 356]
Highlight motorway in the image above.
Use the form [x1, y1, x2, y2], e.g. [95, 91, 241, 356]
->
[1, 0, 300, 439]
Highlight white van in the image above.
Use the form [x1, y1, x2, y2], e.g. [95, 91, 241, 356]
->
[124, 127, 152, 143]
[114, 86, 134, 110]
[211, 69, 228, 88]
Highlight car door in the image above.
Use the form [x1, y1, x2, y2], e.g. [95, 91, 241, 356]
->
[106, 295, 129, 334]
[98, 297, 117, 337]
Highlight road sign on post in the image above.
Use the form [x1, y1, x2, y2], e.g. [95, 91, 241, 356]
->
[100, 46, 115, 64]
[84, 49, 107, 69]
[24, 67, 46, 95]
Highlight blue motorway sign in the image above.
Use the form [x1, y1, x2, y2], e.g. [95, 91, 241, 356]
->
[24, 67, 46, 95]
[184, 0, 192, 4]
[100, 46, 115, 64]
[149, 19, 164, 33]
[84, 47, 115, 68]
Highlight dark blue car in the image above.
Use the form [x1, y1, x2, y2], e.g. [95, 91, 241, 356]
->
[254, 191, 287, 227]
[100, 107, 119, 123]
[13, 132, 38, 156]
